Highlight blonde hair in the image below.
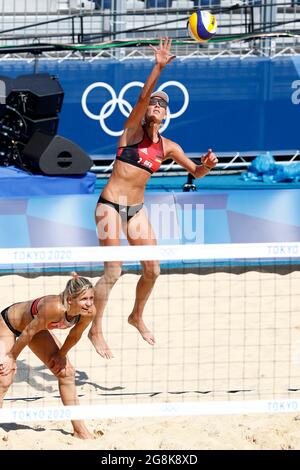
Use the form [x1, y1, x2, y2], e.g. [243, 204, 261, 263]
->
[61, 272, 93, 309]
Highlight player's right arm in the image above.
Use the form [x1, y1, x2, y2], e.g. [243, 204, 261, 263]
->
[0, 315, 46, 376]
[120, 38, 175, 142]
[0, 300, 60, 375]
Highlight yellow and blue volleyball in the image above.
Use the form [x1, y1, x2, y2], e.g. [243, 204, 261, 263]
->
[188, 10, 217, 43]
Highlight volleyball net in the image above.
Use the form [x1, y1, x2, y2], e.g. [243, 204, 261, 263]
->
[0, 242, 300, 423]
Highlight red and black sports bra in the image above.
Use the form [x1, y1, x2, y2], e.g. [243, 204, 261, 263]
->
[31, 297, 80, 330]
[116, 128, 164, 174]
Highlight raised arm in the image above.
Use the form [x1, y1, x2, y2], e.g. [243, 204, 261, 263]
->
[123, 37, 175, 132]
[166, 141, 218, 178]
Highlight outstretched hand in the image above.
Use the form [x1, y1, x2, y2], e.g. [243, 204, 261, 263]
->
[149, 37, 176, 68]
[201, 149, 218, 169]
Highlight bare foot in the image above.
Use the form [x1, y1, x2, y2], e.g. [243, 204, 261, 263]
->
[88, 329, 114, 359]
[73, 424, 95, 440]
[128, 314, 155, 345]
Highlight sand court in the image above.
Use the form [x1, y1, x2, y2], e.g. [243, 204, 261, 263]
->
[0, 267, 300, 449]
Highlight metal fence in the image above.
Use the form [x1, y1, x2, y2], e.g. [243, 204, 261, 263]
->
[0, 1, 299, 58]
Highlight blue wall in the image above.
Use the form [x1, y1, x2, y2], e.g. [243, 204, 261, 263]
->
[1, 57, 300, 156]
[1, 190, 300, 248]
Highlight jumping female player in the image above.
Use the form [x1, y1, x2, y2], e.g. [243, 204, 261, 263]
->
[89, 37, 218, 359]
[0, 273, 95, 439]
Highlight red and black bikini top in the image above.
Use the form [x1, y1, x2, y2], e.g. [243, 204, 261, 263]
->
[116, 127, 164, 174]
[30, 297, 80, 330]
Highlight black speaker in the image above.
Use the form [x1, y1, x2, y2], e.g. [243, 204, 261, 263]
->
[8, 73, 64, 117]
[23, 115, 59, 140]
[22, 131, 93, 175]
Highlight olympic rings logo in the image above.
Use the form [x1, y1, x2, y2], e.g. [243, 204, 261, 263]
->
[81, 81, 189, 137]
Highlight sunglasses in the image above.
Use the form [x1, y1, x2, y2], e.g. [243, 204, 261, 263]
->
[149, 97, 168, 109]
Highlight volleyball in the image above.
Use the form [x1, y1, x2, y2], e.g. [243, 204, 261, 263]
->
[188, 10, 217, 43]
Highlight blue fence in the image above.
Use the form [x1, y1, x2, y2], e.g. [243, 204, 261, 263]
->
[1, 56, 300, 156]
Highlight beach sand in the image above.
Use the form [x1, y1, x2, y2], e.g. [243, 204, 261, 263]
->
[0, 268, 300, 450]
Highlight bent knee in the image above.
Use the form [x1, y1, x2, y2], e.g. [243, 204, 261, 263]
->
[55, 364, 75, 381]
[0, 375, 13, 393]
[142, 261, 160, 280]
[103, 263, 122, 284]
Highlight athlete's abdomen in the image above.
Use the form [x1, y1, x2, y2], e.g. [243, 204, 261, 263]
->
[101, 161, 149, 205]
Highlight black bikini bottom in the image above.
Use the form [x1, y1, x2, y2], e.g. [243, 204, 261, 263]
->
[1, 306, 21, 337]
[97, 195, 143, 223]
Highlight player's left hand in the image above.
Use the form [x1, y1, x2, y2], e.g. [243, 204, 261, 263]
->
[201, 149, 218, 169]
[49, 352, 67, 375]
[0, 354, 17, 376]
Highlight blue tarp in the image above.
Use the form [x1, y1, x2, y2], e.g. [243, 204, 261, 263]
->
[0, 166, 96, 197]
[242, 154, 300, 184]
